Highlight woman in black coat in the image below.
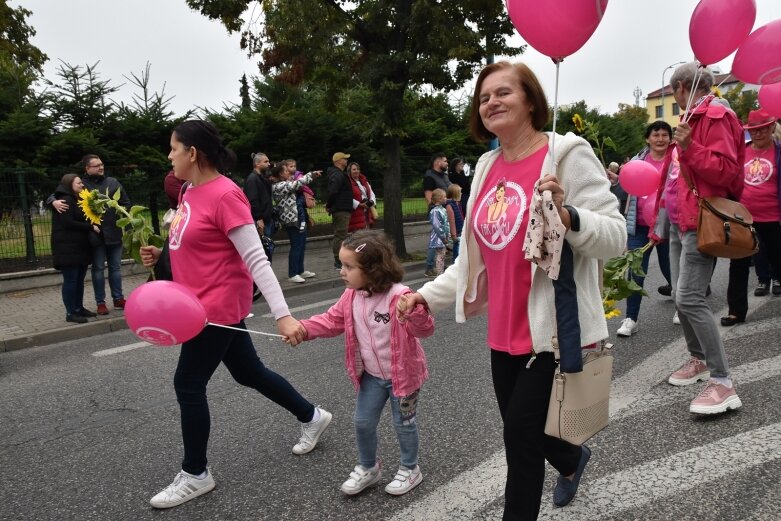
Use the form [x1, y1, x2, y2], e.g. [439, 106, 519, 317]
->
[51, 173, 100, 323]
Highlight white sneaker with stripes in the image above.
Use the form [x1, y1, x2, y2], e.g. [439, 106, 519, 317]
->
[150, 469, 215, 509]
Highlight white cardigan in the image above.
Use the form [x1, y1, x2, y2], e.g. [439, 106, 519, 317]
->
[419, 132, 627, 353]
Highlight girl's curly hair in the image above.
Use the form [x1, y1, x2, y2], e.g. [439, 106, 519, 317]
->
[342, 229, 404, 296]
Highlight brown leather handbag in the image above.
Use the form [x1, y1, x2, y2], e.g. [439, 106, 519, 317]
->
[680, 165, 759, 259]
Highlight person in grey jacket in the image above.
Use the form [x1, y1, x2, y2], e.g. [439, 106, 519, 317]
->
[397, 61, 625, 520]
[50, 154, 130, 315]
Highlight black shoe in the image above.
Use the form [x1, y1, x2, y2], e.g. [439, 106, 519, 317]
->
[75, 308, 97, 318]
[720, 315, 745, 327]
[657, 284, 672, 297]
[755, 282, 770, 296]
[773, 280, 781, 296]
[66, 314, 88, 324]
[553, 445, 591, 507]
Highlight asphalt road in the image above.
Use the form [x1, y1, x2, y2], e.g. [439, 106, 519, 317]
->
[1, 260, 780, 521]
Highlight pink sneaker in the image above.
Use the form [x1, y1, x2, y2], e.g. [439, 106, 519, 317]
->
[668, 357, 710, 386]
[689, 381, 742, 415]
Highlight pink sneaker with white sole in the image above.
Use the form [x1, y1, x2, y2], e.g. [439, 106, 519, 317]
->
[668, 357, 710, 386]
[689, 381, 742, 415]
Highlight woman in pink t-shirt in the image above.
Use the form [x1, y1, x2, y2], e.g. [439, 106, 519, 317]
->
[139, 120, 331, 510]
[722, 109, 781, 325]
[397, 62, 626, 519]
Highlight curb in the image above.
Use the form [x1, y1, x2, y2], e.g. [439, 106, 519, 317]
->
[1, 260, 429, 352]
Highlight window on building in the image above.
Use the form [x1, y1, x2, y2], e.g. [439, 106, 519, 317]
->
[672, 103, 680, 116]
[655, 105, 663, 118]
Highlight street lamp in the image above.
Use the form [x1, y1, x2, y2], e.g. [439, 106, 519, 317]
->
[661, 61, 686, 121]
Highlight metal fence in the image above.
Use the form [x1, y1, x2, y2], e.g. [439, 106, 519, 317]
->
[0, 166, 430, 274]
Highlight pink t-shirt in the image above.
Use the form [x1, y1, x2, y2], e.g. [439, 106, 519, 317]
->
[471, 147, 546, 355]
[352, 284, 407, 380]
[664, 148, 682, 225]
[637, 155, 666, 226]
[740, 147, 779, 222]
[168, 175, 254, 325]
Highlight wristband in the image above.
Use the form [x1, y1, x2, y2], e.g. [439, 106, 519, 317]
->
[563, 205, 580, 232]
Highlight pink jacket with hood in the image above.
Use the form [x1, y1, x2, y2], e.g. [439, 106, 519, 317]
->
[300, 284, 435, 397]
[653, 96, 745, 234]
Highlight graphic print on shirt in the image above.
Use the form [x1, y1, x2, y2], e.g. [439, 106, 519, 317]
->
[474, 178, 527, 250]
[744, 156, 774, 186]
[167, 200, 191, 251]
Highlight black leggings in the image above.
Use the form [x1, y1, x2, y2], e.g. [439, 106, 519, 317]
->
[491, 350, 582, 521]
[726, 221, 781, 319]
[174, 322, 315, 474]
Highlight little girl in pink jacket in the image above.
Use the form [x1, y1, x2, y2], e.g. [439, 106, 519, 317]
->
[299, 230, 435, 498]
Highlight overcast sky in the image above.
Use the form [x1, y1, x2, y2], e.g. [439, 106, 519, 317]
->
[20, 0, 781, 116]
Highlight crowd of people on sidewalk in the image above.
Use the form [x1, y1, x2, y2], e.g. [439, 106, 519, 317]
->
[42, 58, 781, 521]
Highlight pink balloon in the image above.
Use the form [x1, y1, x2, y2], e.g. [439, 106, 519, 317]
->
[689, 0, 756, 66]
[758, 83, 781, 119]
[733, 19, 781, 84]
[619, 160, 661, 197]
[506, 0, 609, 60]
[125, 281, 207, 346]
[641, 193, 658, 225]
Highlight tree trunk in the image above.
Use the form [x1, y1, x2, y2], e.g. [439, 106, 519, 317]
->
[382, 136, 407, 258]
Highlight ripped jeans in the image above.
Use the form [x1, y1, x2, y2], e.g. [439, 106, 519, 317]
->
[354, 372, 419, 469]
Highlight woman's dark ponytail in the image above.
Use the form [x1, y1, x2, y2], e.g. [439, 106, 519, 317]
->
[172, 119, 236, 173]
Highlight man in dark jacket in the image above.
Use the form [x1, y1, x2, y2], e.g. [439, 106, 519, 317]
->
[326, 151, 352, 269]
[243, 152, 275, 261]
[51, 154, 130, 315]
[423, 152, 451, 205]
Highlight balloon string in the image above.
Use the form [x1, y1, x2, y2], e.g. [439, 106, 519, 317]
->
[549, 58, 561, 176]
[682, 65, 704, 124]
[207, 322, 284, 338]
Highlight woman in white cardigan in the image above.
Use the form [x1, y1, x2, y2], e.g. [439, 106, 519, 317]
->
[398, 61, 625, 520]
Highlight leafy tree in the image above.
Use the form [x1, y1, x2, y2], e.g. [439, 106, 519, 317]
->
[186, 0, 521, 257]
[44, 61, 119, 131]
[239, 73, 250, 110]
[720, 83, 758, 123]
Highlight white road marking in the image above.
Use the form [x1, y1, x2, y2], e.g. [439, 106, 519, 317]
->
[92, 341, 150, 357]
[260, 276, 430, 318]
[534, 422, 781, 520]
[391, 299, 777, 520]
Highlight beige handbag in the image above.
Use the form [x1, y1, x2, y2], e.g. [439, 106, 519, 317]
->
[545, 341, 613, 446]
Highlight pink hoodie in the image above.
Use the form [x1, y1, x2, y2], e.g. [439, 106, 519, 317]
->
[300, 285, 435, 397]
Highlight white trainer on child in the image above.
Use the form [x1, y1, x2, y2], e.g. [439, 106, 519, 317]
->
[384, 465, 423, 495]
[340, 463, 382, 495]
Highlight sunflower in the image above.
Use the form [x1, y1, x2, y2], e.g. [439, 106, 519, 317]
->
[78, 189, 104, 225]
[572, 113, 585, 133]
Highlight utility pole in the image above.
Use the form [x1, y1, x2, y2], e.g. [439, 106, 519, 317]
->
[633, 86, 642, 107]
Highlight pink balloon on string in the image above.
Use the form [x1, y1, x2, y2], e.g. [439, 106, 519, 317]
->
[125, 281, 207, 346]
[733, 19, 781, 85]
[758, 82, 781, 119]
[619, 160, 661, 197]
[689, 0, 756, 66]
[506, 0, 609, 60]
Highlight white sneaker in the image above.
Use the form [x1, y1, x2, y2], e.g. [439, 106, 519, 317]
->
[292, 407, 332, 455]
[149, 469, 215, 509]
[672, 311, 680, 325]
[300, 270, 316, 278]
[340, 463, 382, 495]
[616, 318, 638, 337]
[288, 275, 306, 283]
[385, 465, 423, 495]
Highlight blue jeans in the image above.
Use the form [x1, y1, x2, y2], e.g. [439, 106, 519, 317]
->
[175, 322, 315, 474]
[669, 225, 730, 378]
[425, 247, 436, 270]
[625, 225, 671, 321]
[92, 243, 123, 303]
[60, 265, 88, 315]
[354, 373, 419, 469]
[286, 225, 307, 278]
